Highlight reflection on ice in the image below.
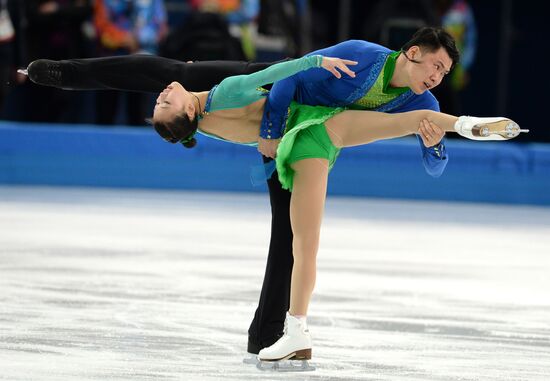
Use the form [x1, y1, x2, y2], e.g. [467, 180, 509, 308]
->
[1, 186, 549, 380]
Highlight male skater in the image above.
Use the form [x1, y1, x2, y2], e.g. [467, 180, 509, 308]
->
[24, 26, 457, 355]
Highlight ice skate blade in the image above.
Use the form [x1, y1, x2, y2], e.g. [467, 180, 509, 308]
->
[473, 120, 527, 139]
[242, 354, 258, 365]
[256, 359, 315, 372]
[244, 354, 315, 372]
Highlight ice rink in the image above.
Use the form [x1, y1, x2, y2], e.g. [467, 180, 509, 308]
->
[1, 185, 549, 380]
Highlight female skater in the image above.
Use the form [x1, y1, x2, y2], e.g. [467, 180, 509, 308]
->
[149, 53, 526, 361]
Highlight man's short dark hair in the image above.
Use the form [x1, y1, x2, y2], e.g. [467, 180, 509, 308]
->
[402, 27, 460, 69]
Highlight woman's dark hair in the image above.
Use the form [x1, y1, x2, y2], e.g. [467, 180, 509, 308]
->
[401, 27, 460, 69]
[148, 113, 199, 149]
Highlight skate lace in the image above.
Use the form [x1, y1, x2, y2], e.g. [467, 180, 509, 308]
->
[29, 61, 64, 86]
[48, 63, 63, 82]
[283, 319, 288, 334]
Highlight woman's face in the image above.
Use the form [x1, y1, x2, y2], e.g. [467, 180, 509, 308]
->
[153, 81, 195, 123]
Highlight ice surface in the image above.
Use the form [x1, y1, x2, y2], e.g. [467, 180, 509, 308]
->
[1, 186, 549, 380]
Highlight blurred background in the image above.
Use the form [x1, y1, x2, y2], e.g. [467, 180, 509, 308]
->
[0, 0, 548, 205]
[1, 0, 547, 140]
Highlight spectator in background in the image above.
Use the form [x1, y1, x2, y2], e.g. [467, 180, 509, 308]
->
[0, 0, 24, 115]
[257, 0, 306, 57]
[25, 0, 92, 61]
[360, 0, 439, 49]
[159, 0, 246, 63]
[93, 0, 167, 126]
[5, 0, 93, 122]
[432, 0, 477, 115]
[190, 0, 258, 60]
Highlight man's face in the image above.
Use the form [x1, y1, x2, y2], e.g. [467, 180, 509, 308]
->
[404, 46, 453, 94]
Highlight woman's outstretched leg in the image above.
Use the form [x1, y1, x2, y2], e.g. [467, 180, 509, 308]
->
[325, 109, 457, 148]
[258, 158, 329, 361]
[325, 109, 525, 146]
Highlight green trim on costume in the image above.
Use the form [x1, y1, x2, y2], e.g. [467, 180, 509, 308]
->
[351, 51, 409, 110]
[383, 51, 410, 95]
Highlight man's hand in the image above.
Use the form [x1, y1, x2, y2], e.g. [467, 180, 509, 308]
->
[418, 119, 445, 147]
[257, 137, 281, 158]
[320, 56, 358, 79]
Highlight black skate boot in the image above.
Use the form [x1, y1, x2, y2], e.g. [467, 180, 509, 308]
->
[26, 59, 74, 90]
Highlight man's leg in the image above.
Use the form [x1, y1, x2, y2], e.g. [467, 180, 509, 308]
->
[26, 54, 294, 352]
[247, 156, 294, 354]
[26, 55, 274, 93]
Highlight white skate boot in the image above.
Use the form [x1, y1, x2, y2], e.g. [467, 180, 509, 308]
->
[454, 116, 528, 140]
[258, 313, 312, 361]
[255, 313, 314, 372]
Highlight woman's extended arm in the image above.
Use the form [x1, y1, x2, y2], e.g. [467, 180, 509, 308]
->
[210, 55, 357, 111]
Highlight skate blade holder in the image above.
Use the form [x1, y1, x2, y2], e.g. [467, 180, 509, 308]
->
[243, 355, 315, 372]
[476, 121, 529, 139]
[256, 359, 315, 372]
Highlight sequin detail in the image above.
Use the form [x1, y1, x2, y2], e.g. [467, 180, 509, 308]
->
[348, 52, 415, 112]
[345, 53, 387, 106]
[353, 54, 404, 109]
[203, 84, 218, 116]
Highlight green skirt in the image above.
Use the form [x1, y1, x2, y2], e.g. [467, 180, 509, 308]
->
[276, 101, 344, 191]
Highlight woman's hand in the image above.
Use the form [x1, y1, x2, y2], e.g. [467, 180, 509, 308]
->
[257, 137, 280, 159]
[320, 57, 358, 79]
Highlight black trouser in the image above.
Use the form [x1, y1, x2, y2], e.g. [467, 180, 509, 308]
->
[55, 54, 273, 93]
[51, 55, 293, 352]
[246, 156, 293, 353]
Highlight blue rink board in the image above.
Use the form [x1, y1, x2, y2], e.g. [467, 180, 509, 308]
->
[1, 122, 549, 205]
